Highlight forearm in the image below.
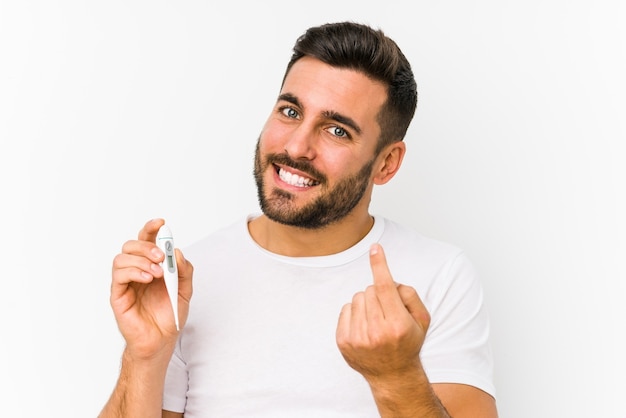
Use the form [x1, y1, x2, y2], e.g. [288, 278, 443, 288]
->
[367, 366, 450, 418]
[99, 346, 174, 418]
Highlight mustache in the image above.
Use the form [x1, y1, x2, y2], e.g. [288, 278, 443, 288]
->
[265, 153, 327, 183]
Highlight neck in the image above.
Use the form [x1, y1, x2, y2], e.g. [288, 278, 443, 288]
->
[248, 210, 375, 257]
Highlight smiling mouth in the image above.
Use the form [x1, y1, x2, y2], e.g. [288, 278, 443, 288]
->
[277, 166, 320, 188]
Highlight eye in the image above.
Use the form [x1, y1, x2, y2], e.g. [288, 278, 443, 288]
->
[326, 126, 350, 139]
[280, 106, 300, 119]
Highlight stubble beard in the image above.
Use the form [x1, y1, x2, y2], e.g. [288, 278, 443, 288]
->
[253, 140, 375, 229]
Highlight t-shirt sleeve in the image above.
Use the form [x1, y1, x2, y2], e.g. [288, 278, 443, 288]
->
[162, 338, 188, 413]
[419, 251, 496, 398]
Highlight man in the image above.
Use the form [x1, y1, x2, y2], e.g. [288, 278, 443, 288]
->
[100, 22, 498, 417]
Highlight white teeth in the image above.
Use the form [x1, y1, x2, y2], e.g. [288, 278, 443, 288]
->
[278, 168, 317, 187]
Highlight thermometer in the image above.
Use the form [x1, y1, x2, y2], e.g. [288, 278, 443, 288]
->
[156, 224, 179, 330]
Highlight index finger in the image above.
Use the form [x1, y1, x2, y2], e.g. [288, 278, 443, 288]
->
[369, 243, 404, 314]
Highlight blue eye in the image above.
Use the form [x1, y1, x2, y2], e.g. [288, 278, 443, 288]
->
[328, 126, 349, 138]
[281, 107, 299, 119]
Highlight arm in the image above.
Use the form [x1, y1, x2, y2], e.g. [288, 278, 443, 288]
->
[433, 383, 498, 417]
[99, 218, 193, 418]
[162, 411, 184, 418]
[99, 345, 175, 418]
[336, 244, 497, 417]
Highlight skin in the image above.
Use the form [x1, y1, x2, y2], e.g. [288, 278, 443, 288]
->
[99, 218, 193, 418]
[248, 56, 391, 256]
[100, 56, 497, 417]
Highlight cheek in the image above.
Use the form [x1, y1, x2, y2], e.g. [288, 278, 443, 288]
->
[259, 118, 293, 150]
[320, 147, 365, 179]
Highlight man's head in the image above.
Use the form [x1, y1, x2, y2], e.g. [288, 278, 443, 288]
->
[283, 21, 418, 153]
[254, 22, 417, 229]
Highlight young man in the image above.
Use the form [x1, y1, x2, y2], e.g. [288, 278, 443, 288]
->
[100, 22, 498, 417]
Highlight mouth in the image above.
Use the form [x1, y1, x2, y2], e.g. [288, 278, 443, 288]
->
[276, 165, 320, 188]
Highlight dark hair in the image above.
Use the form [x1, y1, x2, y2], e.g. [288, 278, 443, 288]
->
[283, 21, 418, 152]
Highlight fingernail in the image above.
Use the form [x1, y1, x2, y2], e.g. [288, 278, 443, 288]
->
[151, 263, 162, 274]
[151, 247, 163, 259]
[370, 243, 379, 255]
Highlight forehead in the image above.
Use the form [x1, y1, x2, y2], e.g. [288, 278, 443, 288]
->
[281, 56, 388, 125]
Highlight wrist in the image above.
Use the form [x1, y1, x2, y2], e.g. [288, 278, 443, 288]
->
[366, 363, 429, 396]
[99, 345, 173, 418]
[366, 365, 450, 418]
[122, 339, 176, 371]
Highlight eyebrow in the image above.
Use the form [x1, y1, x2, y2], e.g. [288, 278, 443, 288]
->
[278, 93, 363, 135]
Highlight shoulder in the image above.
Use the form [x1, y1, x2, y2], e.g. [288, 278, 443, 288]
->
[181, 216, 251, 260]
[378, 217, 466, 265]
[377, 217, 480, 296]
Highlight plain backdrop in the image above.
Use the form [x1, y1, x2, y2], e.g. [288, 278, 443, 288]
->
[1, 1, 624, 417]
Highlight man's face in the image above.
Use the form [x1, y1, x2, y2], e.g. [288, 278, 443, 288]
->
[254, 56, 388, 229]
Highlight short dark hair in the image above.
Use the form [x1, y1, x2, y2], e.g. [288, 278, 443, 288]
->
[283, 21, 418, 152]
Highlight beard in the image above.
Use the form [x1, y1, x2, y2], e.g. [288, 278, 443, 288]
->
[253, 140, 375, 229]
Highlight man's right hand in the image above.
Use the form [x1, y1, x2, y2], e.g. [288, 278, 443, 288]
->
[110, 218, 193, 360]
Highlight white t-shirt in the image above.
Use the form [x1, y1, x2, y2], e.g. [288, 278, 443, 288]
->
[163, 215, 495, 416]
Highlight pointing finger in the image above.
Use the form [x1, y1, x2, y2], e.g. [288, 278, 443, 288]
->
[369, 243, 404, 315]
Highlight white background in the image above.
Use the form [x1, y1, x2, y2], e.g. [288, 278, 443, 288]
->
[1, 1, 624, 417]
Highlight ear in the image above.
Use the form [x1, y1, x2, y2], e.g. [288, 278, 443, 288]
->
[373, 141, 406, 185]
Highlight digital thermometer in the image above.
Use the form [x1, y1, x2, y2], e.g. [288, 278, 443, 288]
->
[156, 224, 179, 330]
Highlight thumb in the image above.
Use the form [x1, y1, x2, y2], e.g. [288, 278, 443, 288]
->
[397, 284, 431, 331]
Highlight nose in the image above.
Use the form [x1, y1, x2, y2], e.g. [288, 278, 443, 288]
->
[283, 123, 317, 160]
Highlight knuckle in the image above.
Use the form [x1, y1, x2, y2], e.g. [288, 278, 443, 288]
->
[120, 239, 135, 252]
[400, 283, 415, 292]
[336, 334, 349, 348]
[398, 284, 417, 298]
[111, 253, 125, 269]
[367, 331, 386, 347]
[351, 291, 365, 304]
